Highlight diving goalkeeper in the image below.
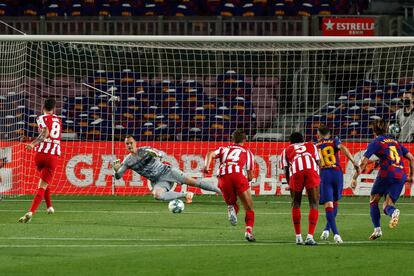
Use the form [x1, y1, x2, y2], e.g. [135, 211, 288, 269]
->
[112, 135, 221, 203]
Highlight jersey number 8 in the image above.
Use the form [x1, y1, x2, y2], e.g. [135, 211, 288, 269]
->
[49, 122, 60, 139]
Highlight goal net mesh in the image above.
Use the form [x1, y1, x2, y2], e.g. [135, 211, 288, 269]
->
[1, 39, 414, 197]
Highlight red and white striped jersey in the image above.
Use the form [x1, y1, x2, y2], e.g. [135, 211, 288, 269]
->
[214, 145, 254, 176]
[279, 142, 320, 176]
[34, 114, 62, 156]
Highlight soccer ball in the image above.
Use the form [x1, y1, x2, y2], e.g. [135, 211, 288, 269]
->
[168, 199, 185, 214]
[389, 123, 401, 137]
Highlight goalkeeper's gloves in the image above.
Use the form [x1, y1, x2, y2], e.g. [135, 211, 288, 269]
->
[145, 148, 161, 159]
[111, 159, 122, 172]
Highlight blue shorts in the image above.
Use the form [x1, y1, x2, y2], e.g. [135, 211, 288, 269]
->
[319, 168, 343, 204]
[371, 176, 406, 203]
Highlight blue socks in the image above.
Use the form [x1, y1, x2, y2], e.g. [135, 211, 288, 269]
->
[370, 202, 381, 228]
[384, 205, 396, 217]
[325, 207, 339, 235]
[324, 202, 338, 232]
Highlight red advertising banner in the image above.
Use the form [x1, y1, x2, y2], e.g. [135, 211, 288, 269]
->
[0, 141, 413, 196]
[322, 17, 375, 36]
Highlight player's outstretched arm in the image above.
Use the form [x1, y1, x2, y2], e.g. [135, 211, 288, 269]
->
[25, 127, 49, 150]
[112, 159, 128, 180]
[404, 152, 414, 185]
[203, 150, 217, 174]
[339, 144, 360, 173]
[141, 147, 164, 159]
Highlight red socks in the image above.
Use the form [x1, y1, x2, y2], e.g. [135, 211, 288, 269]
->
[245, 210, 255, 229]
[292, 207, 301, 235]
[234, 203, 239, 215]
[29, 188, 45, 213]
[308, 208, 319, 236]
[44, 187, 52, 208]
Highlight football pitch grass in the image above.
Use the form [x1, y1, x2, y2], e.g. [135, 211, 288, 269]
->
[0, 195, 413, 276]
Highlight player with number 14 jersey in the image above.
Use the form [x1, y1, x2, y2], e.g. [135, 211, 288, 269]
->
[204, 130, 256, 242]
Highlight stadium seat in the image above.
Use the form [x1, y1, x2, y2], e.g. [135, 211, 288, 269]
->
[318, 0, 336, 15]
[17, 4, 40, 16]
[45, 3, 65, 17]
[241, 2, 266, 17]
[270, 0, 288, 16]
[0, 2, 12, 16]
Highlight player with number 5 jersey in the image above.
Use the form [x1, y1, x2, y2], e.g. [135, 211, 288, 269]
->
[352, 119, 414, 240]
[19, 98, 62, 223]
[280, 132, 321, 245]
[204, 129, 256, 242]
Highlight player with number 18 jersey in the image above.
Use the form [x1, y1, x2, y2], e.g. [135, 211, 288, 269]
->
[315, 125, 359, 244]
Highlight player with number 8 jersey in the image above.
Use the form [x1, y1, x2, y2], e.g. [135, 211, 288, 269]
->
[19, 98, 61, 223]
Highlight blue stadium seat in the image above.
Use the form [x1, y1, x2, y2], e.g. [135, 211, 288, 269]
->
[45, 3, 65, 17]
[241, 2, 266, 17]
[217, 2, 240, 16]
[17, 4, 40, 16]
[0, 2, 12, 16]
[318, 0, 336, 15]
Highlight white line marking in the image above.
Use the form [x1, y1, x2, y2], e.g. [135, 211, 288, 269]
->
[2, 199, 414, 205]
[1, 209, 414, 216]
[0, 241, 413, 248]
[0, 237, 242, 242]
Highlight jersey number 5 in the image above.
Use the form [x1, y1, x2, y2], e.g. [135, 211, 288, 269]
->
[294, 144, 306, 154]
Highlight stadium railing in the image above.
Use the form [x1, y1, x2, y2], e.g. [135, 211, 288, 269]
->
[0, 15, 400, 36]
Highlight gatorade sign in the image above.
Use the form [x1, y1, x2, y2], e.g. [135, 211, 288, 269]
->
[322, 17, 375, 36]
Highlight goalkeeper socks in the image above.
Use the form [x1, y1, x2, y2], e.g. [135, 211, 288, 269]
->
[29, 187, 46, 213]
[44, 187, 52, 208]
[291, 207, 301, 235]
[195, 179, 221, 193]
[156, 191, 186, 201]
[325, 207, 339, 235]
[384, 205, 396, 217]
[308, 208, 318, 236]
[370, 202, 381, 228]
[245, 210, 255, 229]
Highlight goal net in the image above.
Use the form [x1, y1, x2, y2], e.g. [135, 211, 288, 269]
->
[1, 36, 414, 198]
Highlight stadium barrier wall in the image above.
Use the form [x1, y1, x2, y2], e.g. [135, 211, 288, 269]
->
[1, 141, 413, 196]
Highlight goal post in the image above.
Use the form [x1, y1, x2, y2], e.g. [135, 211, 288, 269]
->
[1, 35, 414, 198]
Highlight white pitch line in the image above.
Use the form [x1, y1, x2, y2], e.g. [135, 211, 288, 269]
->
[2, 209, 414, 216]
[3, 237, 414, 245]
[0, 237, 243, 242]
[0, 209, 414, 216]
[2, 199, 414, 205]
[0, 240, 414, 248]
